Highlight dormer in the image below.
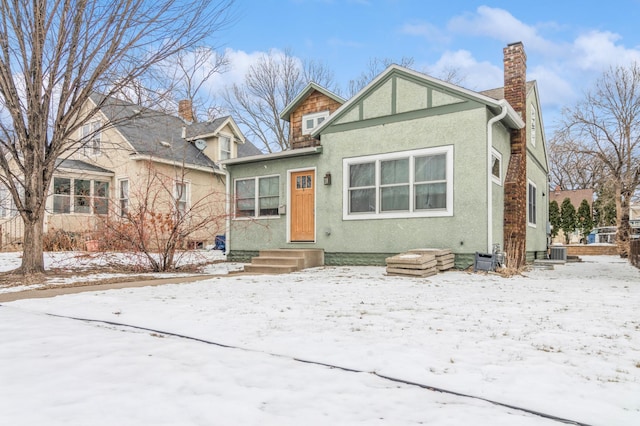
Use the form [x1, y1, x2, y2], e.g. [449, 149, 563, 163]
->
[280, 82, 345, 150]
[186, 116, 246, 163]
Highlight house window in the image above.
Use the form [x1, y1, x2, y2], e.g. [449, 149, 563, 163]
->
[302, 111, 329, 135]
[219, 135, 231, 160]
[491, 149, 502, 185]
[174, 181, 189, 218]
[82, 121, 101, 156]
[530, 104, 536, 147]
[528, 180, 537, 227]
[344, 146, 453, 220]
[119, 179, 129, 217]
[74, 179, 91, 214]
[94, 181, 109, 215]
[0, 185, 17, 218]
[234, 175, 280, 218]
[53, 178, 71, 213]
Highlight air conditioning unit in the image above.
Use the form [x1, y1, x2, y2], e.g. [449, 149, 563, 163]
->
[549, 247, 567, 261]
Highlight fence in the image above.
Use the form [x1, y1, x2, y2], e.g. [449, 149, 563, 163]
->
[631, 240, 640, 269]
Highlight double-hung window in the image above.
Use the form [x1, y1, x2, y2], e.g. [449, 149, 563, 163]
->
[94, 181, 109, 215]
[119, 179, 129, 217]
[528, 180, 537, 226]
[53, 178, 71, 213]
[174, 181, 189, 218]
[235, 176, 279, 218]
[219, 135, 231, 160]
[74, 179, 91, 214]
[82, 121, 101, 156]
[344, 146, 453, 219]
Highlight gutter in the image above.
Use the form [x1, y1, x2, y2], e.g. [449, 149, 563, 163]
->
[223, 164, 231, 256]
[487, 99, 509, 253]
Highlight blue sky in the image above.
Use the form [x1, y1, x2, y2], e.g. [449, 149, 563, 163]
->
[210, 0, 640, 130]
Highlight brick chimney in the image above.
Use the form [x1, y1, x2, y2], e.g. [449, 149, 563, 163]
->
[502, 42, 528, 268]
[178, 99, 194, 123]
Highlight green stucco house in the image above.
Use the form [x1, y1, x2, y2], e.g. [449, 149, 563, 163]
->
[223, 42, 549, 268]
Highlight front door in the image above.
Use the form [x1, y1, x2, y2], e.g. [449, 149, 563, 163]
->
[290, 170, 315, 242]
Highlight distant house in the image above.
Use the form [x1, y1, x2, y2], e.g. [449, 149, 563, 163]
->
[0, 95, 261, 249]
[223, 42, 550, 268]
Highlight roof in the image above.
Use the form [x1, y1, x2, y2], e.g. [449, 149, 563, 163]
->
[89, 94, 260, 169]
[280, 82, 346, 122]
[480, 81, 537, 101]
[310, 65, 525, 137]
[56, 158, 114, 174]
[549, 188, 594, 207]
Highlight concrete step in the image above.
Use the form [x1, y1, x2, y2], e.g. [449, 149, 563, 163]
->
[244, 264, 299, 274]
[258, 249, 324, 268]
[251, 256, 305, 269]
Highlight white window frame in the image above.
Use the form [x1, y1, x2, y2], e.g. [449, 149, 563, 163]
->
[233, 174, 280, 219]
[342, 145, 454, 220]
[219, 134, 232, 160]
[174, 180, 190, 218]
[530, 103, 536, 147]
[491, 148, 502, 185]
[0, 185, 17, 218]
[528, 180, 537, 227]
[118, 178, 129, 218]
[82, 120, 102, 156]
[302, 111, 329, 135]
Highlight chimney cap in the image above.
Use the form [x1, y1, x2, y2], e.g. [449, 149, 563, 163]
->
[507, 41, 524, 47]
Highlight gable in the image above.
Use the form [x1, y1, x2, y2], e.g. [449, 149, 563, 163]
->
[331, 72, 473, 130]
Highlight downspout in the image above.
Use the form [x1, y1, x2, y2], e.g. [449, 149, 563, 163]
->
[486, 100, 509, 253]
[222, 164, 231, 256]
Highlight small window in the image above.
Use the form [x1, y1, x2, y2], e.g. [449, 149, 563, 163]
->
[219, 135, 231, 160]
[302, 111, 330, 135]
[82, 121, 101, 156]
[491, 149, 502, 185]
[93, 181, 109, 215]
[235, 176, 280, 218]
[530, 104, 536, 147]
[53, 178, 71, 213]
[0, 185, 17, 218]
[528, 180, 537, 226]
[119, 179, 129, 217]
[174, 181, 189, 218]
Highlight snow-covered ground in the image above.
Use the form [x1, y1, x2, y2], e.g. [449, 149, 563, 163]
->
[0, 254, 639, 425]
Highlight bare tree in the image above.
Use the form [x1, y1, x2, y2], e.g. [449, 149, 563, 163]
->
[561, 63, 640, 257]
[98, 161, 226, 272]
[222, 48, 336, 153]
[548, 130, 606, 190]
[0, 0, 235, 275]
[347, 57, 415, 97]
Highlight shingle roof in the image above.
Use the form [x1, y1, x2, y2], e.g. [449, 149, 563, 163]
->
[56, 158, 114, 174]
[89, 94, 262, 168]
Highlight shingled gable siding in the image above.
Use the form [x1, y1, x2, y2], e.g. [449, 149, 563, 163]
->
[502, 42, 528, 267]
[290, 90, 342, 150]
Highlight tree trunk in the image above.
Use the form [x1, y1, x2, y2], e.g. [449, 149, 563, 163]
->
[615, 185, 631, 258]
[20, 215, 46, 274]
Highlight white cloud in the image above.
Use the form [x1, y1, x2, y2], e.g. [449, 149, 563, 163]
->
[447, 6, 560, 54]
[426, 49, 502, 91]
[571, 30, 640, 71]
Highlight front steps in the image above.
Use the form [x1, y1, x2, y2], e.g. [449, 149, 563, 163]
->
[243, 249, 324, 274]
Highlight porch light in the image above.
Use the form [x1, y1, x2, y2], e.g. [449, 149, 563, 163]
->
[323, 172, 332, 185]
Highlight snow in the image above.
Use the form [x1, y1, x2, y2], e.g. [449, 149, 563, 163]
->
[1, 254, 639, 425]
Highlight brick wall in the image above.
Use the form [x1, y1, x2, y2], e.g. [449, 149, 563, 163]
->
[289, 90, 342, 149]
[502, 42, 528, 268]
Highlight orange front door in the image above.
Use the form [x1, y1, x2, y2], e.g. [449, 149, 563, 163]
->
[290, 170, 315, 242]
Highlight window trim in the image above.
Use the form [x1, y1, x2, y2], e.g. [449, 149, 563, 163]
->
[342, 146, 454, 220]
[528, 180, 537, 227]
[491, 148, 502, 186]
[174, 180, 190, 218]
[233, 174, 281, 220]
[302, 110, 329, 135]
[82, 120, 102, 157]
[118, 178, 129, 218]
[219, 134, 232, 161]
